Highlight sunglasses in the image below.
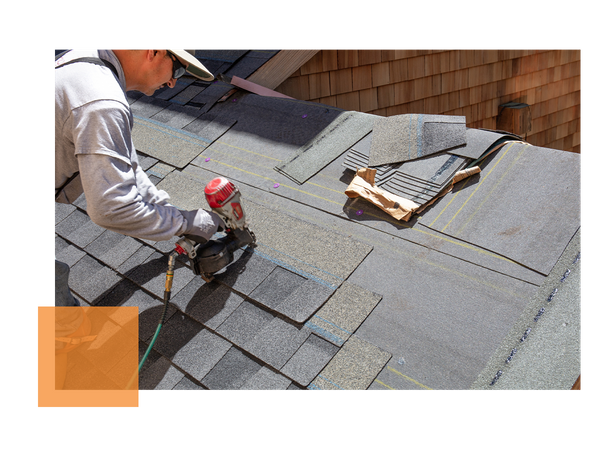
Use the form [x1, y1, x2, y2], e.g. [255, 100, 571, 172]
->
[167, 51, 187, 79]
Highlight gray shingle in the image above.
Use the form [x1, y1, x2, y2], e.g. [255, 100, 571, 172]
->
[307, 282, 382, 346]
[171, 327, 232, 382]
[245, 201, 372, 288]
[84, 229, 143, 269]
[137, 153, 159, 170]
[186, 284, 245, 331]
[201, 347, 262, 389]
[275, 111, 375, 184]
[214, 249, 278, 296]
[55, 201, 76, 225]
[139, 356, 186, 390]
[117, 245, 156, 275]
[281, 333, 339, 387]
[131, 115, 212, 168]
[130, 96, 171, 118]
[55, 209, 105, 248]
[310, 335, 391, 390]
[68, 254, 123, 303]
[173, 376, 206, 390]
[249, 266, 306, 310]
[151, 310, 205, 359]
[96, 279, 177, 341]
[125, 250, 196, 298]
[241, 366, 292, 390]
[275, 279, 335, 324]
[216, 301, 274, 347]
[249, 266, 333, 323]
[368, 114, 466, 166]
[243, 316, 311, 369]
[55, 235, 86, 267]
[448, 128, 514, 159]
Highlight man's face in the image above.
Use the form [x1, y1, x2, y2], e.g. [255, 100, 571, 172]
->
[141, 51, 188, 96]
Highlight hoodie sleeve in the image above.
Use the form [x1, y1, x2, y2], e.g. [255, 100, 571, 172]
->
[78, 153, 190, 241]
[69, 98, 186, 241]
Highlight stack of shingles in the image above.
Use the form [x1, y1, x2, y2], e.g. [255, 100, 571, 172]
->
[342, 114, 524, 208]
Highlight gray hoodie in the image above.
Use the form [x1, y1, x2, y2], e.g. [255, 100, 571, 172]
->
[55, 50, 220, 242]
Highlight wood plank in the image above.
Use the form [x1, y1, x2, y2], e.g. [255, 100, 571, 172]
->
[372, 62, 390, 87]
[389, 59, 408, 83]
[337, 50, 359, 69]
[321, 50, 338, 71]
[407, 55, 425, 79]
[309, 72, 330, 99]
[358, 50, 382, 65]
[335, 91, 360, 111]
[276, 74, 310, 100]
[352, 65, 372, 91]
[359, 87, 378, 112]
[377, 84, 395, 109]
[330, 68, 353, 95]
[247, 50, 320, 89]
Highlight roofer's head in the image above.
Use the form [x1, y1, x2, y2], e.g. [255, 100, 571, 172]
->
[112, 50, 214, 96]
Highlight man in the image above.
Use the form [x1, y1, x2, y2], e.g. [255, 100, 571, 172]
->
[55, 50, 224, 310]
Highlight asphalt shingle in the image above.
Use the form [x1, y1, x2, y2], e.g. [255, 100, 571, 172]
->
[68, 255, 123, 304]
[275, 111, 376, 184]
[213, 249, 278, 296]
[55, 235, 86, 267]
[125, 250, 196, 298]
[201, 346, 262, 390]
[55, 208, 105, 248]
[216, 300, 275, 348]
[84, 229, 143, 269]
[310, 335, 391, 390]
[242, 316, 311, 370]
[171, 327, 232, 383]
[281, 333, 339, 387]
[186, 283, 245, 331]
[139, 356, 186, 390]
[241, 366, 292, 390]
[368, 114, 466, 166]
[306, 282, 382, 346]
[131, 115, 213, 168]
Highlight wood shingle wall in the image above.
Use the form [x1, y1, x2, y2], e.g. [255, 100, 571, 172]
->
[275, 50, 580, 153]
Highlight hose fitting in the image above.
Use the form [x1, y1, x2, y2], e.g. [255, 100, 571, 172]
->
[165, 250, 177, 293]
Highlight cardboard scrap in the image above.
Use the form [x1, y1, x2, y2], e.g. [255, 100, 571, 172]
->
[346, 166, 482, 222]
[452, 166, 481, 184]
[345, 168, 419, 221]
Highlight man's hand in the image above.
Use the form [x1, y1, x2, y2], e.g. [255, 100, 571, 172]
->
[179, 209, 224, 244]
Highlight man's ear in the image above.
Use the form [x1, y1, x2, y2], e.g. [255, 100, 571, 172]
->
[145, 50, 160, 63]
[147, 47, 167, 61]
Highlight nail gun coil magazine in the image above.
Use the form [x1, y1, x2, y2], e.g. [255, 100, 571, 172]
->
[189, 228, 257, 280]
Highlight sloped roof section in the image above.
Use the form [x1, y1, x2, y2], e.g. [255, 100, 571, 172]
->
[56, 50, 580, 391]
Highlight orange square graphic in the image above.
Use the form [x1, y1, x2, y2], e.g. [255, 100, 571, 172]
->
[39, 306, 139, 407]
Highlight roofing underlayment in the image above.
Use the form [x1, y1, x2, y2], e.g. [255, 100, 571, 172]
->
[55, 50, 581, 390]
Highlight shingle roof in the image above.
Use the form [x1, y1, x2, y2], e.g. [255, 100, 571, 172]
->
[55, 50, 581, 391]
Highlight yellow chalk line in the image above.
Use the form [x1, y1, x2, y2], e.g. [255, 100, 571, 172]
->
[386, 366, 433, 390]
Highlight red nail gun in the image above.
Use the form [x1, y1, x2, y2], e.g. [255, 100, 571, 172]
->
[175, 177, 257, 282]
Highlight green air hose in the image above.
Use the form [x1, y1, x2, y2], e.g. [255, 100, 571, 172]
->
[125, 251, 178, 390]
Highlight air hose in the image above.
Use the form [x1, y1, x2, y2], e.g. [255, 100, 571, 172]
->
[125, 250, 178, 390]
